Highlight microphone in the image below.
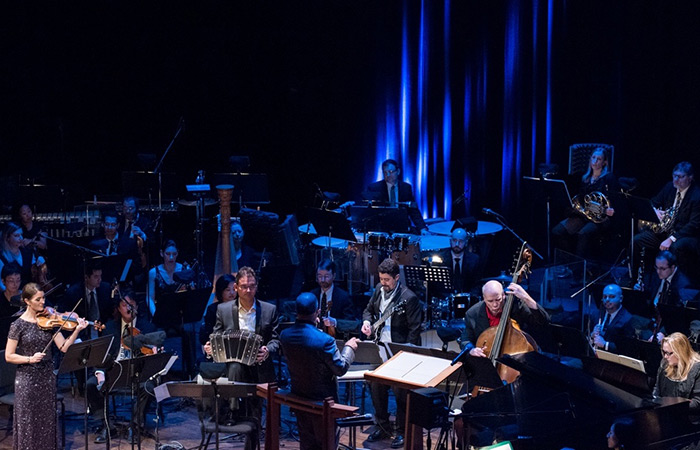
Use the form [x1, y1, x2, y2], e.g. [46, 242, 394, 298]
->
[455, 190, 469, 205]
[451, 344, 471, 366]
[482, 208, 503, 218]
[313, 182, 325, 199]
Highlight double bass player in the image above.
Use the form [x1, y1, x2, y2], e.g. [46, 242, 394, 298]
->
[462, 280, 549, 360]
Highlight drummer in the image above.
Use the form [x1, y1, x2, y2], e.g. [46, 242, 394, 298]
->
[362, 159, 428, 234]
[442, 228, 481, 294]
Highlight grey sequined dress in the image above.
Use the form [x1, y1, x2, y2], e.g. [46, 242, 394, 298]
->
[8, 318, 58, 450]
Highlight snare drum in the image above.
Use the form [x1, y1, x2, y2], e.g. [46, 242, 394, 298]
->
[367, 232, 390, 250]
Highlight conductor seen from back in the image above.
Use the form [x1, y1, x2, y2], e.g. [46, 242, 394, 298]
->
[280, 292, 359, 450]
[462, 280, 549, 357]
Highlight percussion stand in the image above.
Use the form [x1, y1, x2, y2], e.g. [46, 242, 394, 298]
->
[402, 265, 452, 329]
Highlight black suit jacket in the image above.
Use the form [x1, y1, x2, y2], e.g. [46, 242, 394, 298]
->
[60, 281, 114, 327]
[213, 299, 280, 382]
[462, 299, 550, 352]
[599, 306, 635, 353]
[280, 320, 355, 402]
[90, 233, 138, 258]
[652, 182, 700, 240]
[440, 252, 481, 294]
[102, 315, 158, 360]
[362, 283, 422, 345]
[310, 286, 355, 321]
[363, 180, 427, 231]
[647, 271, 694, 307]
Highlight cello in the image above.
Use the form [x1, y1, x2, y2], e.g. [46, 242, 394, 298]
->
[473, 243, 536, 393]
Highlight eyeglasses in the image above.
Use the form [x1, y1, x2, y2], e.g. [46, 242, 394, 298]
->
[237, 284, 257, 291]
[316, 274, 333, 281]
[662, 350, 675, 357]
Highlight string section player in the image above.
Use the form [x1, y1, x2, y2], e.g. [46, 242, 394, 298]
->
[310, 259, 355, 337]
[361, 258, 421, 448]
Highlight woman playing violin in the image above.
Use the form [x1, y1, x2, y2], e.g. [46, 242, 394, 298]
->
[5, 282, 88, 450]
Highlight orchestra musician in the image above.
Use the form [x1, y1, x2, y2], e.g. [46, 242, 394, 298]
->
[146, 239, 184, 317]
[232, 221, 256, 269]
[634, 162, 700, 275]
[310, 259, 355, 335]
[87, 290, 161, 443]
[198, 273, 236, 379]
[59, 262, 112, 340]
[361, 258, 421, 448]
[203, 266, 280, 422]
[0, 263, 22, 318]
[462, 280, 549, 358]
[362, 159, 427, 233]
[646, 250, 694, 308]
[654, 332, 700, 414]
[5, 282, 88, 450]
[119, 196, 151, 243]
[0, 222, 35, 291]
[89, 210, 137, 257]
[280, 292, 359, 450]
[552, 147, 619, 259]
[440, 228, 480, 294]
[590, 284, 635, 353]
[13, 204, 47, 252]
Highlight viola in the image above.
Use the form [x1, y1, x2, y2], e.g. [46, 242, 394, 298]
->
[36, 307, 105, 332]
[121, 326, 159, 356]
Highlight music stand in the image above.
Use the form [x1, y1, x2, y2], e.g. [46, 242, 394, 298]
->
[307, 207, 357, 243]
[212, 173, 270, 205]
[615, 335, 663, 378]
[104, 352, 174, 448]
[522, 176, 573, 262]
[154, 381, 258, 450]
[543, 323, 594, 360]
[348, 205, 411, 234]
[153, 287, 211, 328]
[402, 265, 452, 328]
[58, 335, 113, 450]
[90, 253, 134, 284]
[658, 304, 700, 336]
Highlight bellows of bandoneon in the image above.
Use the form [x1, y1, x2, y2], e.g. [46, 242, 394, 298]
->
[209, 330, 263, 366]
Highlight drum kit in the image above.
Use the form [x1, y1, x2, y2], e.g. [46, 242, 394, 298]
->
[299, 216, 504, 327]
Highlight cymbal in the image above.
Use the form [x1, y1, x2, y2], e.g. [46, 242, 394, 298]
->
[481, 271, 512, 283]
[178, 198, 218, 207]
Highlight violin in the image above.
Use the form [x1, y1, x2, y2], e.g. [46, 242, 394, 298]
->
[36, 307, 105, 332]
[121, 326, 158, 356]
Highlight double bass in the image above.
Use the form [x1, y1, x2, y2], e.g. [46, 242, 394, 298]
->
[474, 243, 536, 391]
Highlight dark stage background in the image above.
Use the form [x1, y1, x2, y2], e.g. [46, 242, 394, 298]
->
[2, 1, 700, 270]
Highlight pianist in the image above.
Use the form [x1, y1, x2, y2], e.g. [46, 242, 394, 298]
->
[654, 332, 700, 414]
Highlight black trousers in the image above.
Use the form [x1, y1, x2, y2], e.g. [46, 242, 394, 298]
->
[369, 381, 407, 433]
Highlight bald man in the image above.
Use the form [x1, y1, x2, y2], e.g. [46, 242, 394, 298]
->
[280, 293, 359, 450]
[462, 280, 550, 357]
[590, 284, 635, 353]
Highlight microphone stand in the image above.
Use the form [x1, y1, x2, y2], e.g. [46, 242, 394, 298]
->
[569, 248, 627, 332]
[484, 212, 544, 260]
[153, 117, 185, 211]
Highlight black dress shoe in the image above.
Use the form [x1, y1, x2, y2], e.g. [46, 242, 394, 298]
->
[94, 427, 107, 444]
[367, 429, 390, 442]
[391, 434, 405, 448]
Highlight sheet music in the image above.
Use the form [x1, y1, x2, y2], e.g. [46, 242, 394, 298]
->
[372, 352, 452, 385]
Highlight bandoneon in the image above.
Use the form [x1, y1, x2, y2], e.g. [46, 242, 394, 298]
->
[209, 330, 263, 366]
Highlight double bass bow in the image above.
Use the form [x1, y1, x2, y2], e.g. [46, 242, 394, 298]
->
[473, 243, 536, 395]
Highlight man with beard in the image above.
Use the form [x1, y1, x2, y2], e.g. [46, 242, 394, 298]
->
[361, 258, 421, 448]
[310, 259, 355, 335]
[441, 228, 480, 294]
